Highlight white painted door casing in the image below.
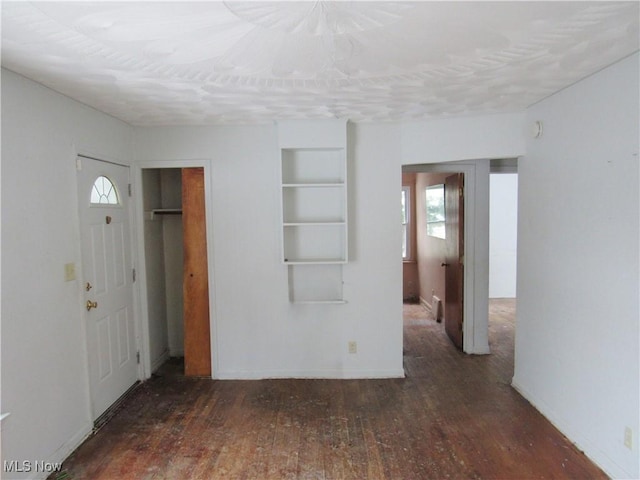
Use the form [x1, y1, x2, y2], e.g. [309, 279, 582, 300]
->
[77, 157, 137, 420]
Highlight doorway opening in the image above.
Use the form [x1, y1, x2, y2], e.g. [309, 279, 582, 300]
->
[402, 170, 465, 350]
[401, 158, 518, 357]
[488, 160, 518, 353]
[140, 167, 211, 378]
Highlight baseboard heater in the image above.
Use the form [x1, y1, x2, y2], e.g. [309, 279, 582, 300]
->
[432, 295, 443, 323]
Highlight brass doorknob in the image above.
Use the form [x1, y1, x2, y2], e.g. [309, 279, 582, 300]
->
[441, 262, 450, 267]
[86, 300, 98, 311]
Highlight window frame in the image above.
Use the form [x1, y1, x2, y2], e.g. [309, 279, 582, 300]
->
[90, 175, 120, 206]
[401, 185, 412, 260]
[425, 184, 446, 239]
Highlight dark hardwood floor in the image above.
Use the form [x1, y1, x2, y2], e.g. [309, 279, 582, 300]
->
[52, 299, 606, 479]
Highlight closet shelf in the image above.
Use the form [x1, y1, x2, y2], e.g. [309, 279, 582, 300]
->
[284, 258, 347, 265]
[292, 300, 348, 305]
[147, 209, 183, 220]
[283, 221, 345, 226]
[282, 183, 344, 188]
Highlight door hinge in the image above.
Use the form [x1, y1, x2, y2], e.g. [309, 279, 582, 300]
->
[136, 351, 140, 364]
[128, 184, 132, 197]
[460, 254, 464, 266]
[132, 268, 136, 283]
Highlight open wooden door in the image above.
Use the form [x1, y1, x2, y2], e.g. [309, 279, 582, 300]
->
[444, 173, 464, 350]
[182, 167, 211, 376]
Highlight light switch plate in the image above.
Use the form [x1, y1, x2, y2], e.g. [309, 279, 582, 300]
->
[64, 263, 76, 282]
[624, 427, 633, 450]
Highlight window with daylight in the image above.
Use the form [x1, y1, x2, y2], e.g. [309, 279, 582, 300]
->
[90, 176, 119, 205]
[426, 184, 445, 239]
[401, 186, 411, 259]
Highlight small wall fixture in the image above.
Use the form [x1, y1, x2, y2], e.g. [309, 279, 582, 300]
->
[531, 120, 543, 139]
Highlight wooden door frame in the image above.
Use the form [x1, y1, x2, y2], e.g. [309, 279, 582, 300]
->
[132, 159, 218, 379]
[403, 159, 491, 354]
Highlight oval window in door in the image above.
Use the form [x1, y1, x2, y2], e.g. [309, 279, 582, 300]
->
[90, 175, 119, 205]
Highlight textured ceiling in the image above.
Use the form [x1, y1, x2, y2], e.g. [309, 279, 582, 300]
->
[2, 1, 638, 125]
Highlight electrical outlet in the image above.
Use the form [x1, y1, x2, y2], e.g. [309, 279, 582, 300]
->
[348, 341, 357, 354]
[64, 263, 76, 282]
[624, 427, 633, 450]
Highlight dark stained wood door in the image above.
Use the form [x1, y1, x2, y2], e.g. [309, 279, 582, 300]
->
[182, 167, 211, 376]
[444, 173, 464, 350]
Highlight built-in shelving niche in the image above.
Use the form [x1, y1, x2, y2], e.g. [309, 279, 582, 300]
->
[278, 121, 348, 304]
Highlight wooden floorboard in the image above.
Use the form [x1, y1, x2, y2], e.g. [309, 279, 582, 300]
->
[52, 299, 607, 479]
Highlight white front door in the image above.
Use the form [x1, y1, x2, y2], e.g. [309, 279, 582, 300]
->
[77, 156, 137, 421]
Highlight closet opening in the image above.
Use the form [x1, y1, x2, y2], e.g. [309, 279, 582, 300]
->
[141, 167, 211, 377]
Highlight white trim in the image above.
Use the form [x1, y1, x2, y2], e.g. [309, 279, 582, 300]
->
[150, 349, 170, 374]
[403, 160, 491, 355]
[75, 155, 140, 420]
[215, 368, 406, 380]
[73, 143, 132, 169]
[21, 423, 93, 480]
[71, 152, 97, 429]
[134, 159, 219, 380]
[419, 296, 432, 314]
[401, 185, 412, 260]
[511, 379, 631, 479]
[73, 147, 143, 426]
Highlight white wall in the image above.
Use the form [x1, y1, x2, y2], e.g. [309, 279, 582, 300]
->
[142, 169, 170, 371]
[401, 112, 526, 164]
[514, 53, 639, 479]
[1, 69, 133, 479]
[6, 58, 634, 478]
[160, 169, 184, 357]
[489, 173, 518, 298]
[133, 122, 405, 378]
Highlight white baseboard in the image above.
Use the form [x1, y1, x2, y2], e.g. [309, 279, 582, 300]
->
[215, 368, 406, 380]
[150, 349, 170, 373]
[26, 423, 92, 480]
[511, 378, 633, 480]
[419, 296, 432, 313]
[468, 344, 491, 355]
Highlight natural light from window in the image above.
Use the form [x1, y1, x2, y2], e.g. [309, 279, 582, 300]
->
[402, 186, 411, 259]
[426, 184, 445, 239]
[90, 176, 119, 205]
